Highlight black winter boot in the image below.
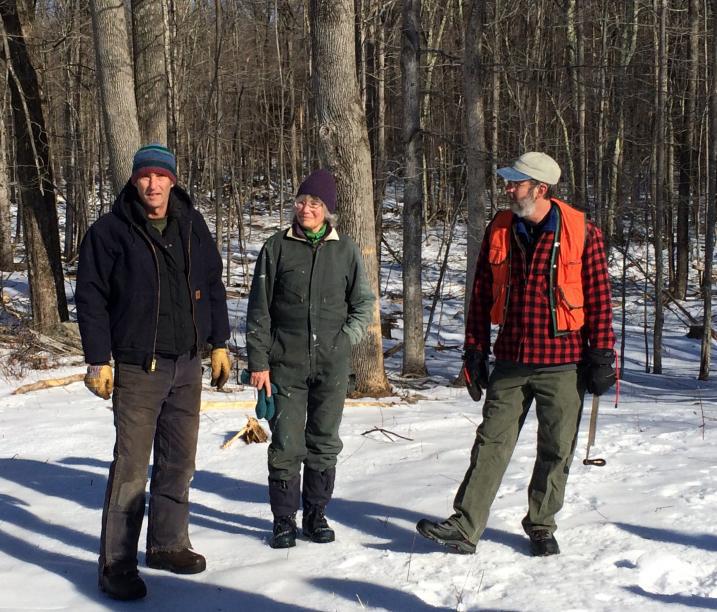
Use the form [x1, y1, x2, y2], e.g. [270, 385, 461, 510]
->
[302, 506, 335, 543]
[99, 565, 147, 601]
[416, 518, 476, 554]
[146, 548, 206, 574]
[302, 467, 336, 543]
[271, 514, 297, 549]
[529, 530, 560, 556]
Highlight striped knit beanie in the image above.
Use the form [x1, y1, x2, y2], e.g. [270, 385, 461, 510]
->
[131, 144, 177, 184]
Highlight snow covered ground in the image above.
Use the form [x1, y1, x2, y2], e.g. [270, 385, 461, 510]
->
[1, 204, 716, 610]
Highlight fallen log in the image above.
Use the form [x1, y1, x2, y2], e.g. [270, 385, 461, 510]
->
[12, 373, 85, 395]
[201, 398, 403, 412]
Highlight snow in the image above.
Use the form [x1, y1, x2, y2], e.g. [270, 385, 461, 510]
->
[1, 204, 717, 611]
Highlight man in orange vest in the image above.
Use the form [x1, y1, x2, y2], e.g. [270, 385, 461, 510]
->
[416, 152, 616, 556]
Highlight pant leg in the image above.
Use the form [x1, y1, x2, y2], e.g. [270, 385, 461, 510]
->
[451, 362, 533, 543]
[521, 368, 583, 535]
[99, 361, 173, 572]
[146, 353, 202, 553]
[304, 372, 347, 474]
[267, 376, 309, 482]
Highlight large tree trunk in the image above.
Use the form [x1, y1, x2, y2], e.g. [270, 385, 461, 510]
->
[310, 0, 389, 396]
[700, 0, 717, 380]
[464, 0, 488, 315]
[90, 0, 141, 192]
[132, 0, 168, 145]
[675, 0, 700, 299]
[401, 0, 426, 376]
[0, 2, 68, 329]
[653, 0, 666, 374]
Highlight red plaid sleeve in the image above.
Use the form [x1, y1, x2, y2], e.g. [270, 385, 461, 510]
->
[582, 221, 615, 351]
[464, 226, 493, 354]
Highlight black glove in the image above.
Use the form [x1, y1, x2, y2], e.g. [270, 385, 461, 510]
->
[584, 348, 616, 396]
[463, 349, 489, 402]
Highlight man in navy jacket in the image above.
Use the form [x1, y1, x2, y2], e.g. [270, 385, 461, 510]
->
[76, 144, 230, 601]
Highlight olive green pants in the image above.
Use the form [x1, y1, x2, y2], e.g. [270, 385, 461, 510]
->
[450, 361, 584, 544]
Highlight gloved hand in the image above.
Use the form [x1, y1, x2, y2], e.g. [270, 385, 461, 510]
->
[584, 348, 616, 396]
[463, 349, 489, 402]
[85, 364, 113, 400]
[210, 347, 231, 389]
[240, 369, 278, 420]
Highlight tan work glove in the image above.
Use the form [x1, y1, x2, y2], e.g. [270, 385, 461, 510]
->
[210, 348, 231, 389]
[85, 364, 113, 400]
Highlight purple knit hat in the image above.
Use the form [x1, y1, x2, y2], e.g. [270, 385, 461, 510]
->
[296, 169, 337, 213]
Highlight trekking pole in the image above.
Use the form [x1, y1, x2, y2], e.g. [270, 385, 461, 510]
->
[582, 394, 606, 467]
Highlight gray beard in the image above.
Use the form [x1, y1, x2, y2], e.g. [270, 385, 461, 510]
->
[510, 195, 536, 218]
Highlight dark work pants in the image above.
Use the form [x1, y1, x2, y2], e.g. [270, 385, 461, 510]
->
[449, 362, 583, 544]
[98, 352, 202, 573]
[266, 368, 347, 517]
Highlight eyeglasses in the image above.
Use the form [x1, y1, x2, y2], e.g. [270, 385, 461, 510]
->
[504, 180, 536, 189]
[294, 199, 323, 210]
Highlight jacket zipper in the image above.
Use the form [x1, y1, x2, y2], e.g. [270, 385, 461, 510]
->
[133, 225, 161, 372]
[308, 240, 324, 374]
[185, 219, 198, 350]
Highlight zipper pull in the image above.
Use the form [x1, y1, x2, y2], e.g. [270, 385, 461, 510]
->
[150, 357, 157, 372]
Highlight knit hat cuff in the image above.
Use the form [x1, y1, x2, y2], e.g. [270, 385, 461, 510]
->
[131, 166, 177, 184]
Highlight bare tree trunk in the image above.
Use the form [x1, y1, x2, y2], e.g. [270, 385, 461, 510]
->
[653, 0, 666, 374]
[0, 2, 68, 329]
[370, 4, 387, 275]
[401, 0, 426, 376]
[213, 0, 223, 251]
[163, 0, 178, 153]
[0, 100, 13, 269]
[310, 0, 389, 396]
[566, 0, 586, 210]
[464, 0, 487, 315]
[676, 0, 700, 299]
[132, 0, 168, 145]
[489, 0, 501, 216]
[700, 0, 717, 379]
[90, 0, 141, 192]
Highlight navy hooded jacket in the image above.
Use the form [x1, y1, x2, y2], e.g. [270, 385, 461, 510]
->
[76, 182, 230, 367]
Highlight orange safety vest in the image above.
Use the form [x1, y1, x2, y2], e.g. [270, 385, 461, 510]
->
[488, 198, 586, 334]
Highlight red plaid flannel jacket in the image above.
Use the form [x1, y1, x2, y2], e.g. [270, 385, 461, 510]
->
[465, 207, 615, 365]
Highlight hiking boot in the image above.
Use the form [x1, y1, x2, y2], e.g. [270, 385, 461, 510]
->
[529, 530, 560, 556]
[146, 548, 206, 574]
[302, 506, 335, 543]
[99, 566, 147, 601]
[416, 519, 476, 554]
[271, 514, 297, 549]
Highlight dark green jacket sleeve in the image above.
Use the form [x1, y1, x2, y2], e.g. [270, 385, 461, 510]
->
[342, 241, 375, 346]
[246, 240, 276, 371]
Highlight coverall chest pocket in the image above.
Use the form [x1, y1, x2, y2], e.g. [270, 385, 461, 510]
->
[276, 268, 307, 304]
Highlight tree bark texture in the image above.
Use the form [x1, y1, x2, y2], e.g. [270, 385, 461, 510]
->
[700, 0, 717, 380]
[463, 0, 488, 315]
[310, 0, 389, 396]
[401, 0, 426, 376]
[0, 104, 13, 269]
[132, 0, 168, 145]
[91, 0, 141, 192]
[0, 1, 68, 329]
[653, 0, 666, 374]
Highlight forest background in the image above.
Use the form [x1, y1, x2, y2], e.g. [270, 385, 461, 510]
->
[0, 0, 716, 392]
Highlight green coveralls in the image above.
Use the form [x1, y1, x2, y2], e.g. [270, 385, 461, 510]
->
[246, 226, 374, 487]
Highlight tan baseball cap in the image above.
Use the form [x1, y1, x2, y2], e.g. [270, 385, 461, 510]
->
[497, 152, 561, 185]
